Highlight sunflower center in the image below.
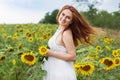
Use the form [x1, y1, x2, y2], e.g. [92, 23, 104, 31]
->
[115, 59, 119, 64]
[114, 52, 117, 55]
[0, 56, 5, 61]
[82, 65, 90, 71]
[41, 48, 46, 52]
[97, 47, 101, 50]
[18, 45, 22, 49]
[104, 59, 113, 66]
[26, 33, 31, 37]
[75, 66, 80, 70]
[24, 55, 34, 61]
[8, 49, 14, 52]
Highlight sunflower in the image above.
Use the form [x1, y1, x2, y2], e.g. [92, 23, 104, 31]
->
[12, 33, 18, 40]
[0, 56, 6, 63]
[7, 48, 14, 52]
[42, 33, 49, 40]
[104, 37, 110, 44]
[17, 28, 23, 32]
[25, 31, 31, 37]
[47, 32, 52, 37]
[112, 50, 119, 57]
[99, 57, 115, 70]
[96, 46, 102, 51]
[74, 63, 81, 71]
[38, 46, 48, 55]
[21, 52, 37, 65]
[114, 57, 120, 66]
[79, 63, 95, 76]
[28, 37, 33, 42]
[12, 59, 16, 65]
[18, 44, 22, 49]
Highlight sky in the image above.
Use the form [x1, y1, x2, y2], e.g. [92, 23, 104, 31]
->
[0, 0, 120, 24]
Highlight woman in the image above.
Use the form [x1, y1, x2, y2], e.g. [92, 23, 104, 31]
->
[43, 5, 96, 80]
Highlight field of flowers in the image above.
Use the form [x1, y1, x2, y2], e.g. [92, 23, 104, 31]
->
[0, 23, 120, 80]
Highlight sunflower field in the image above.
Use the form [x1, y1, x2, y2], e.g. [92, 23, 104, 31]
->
[0, 23, 120, 80]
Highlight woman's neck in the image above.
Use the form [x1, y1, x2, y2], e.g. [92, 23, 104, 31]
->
[58, 25, 66, 30]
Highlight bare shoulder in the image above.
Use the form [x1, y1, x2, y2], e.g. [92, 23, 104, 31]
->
[62, 29, 72, 37]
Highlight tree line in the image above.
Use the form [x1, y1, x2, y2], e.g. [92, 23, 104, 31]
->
[39, 5, 120, 30]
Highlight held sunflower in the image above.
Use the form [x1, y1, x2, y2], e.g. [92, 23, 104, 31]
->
[38, 46, 48, 56]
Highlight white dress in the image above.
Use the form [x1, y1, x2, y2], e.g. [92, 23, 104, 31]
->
[43, 29, 77, 80]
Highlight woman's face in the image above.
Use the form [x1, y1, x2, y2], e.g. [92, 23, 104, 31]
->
[58, 9, 73, 27]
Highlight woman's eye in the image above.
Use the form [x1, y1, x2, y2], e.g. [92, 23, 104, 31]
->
[66, 16, 70, 19]
[62, 13, 65, 16]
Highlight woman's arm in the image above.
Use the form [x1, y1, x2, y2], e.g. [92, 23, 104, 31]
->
[46, 29, 76, 61]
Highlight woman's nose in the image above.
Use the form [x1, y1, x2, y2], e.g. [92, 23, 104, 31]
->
[62, 16, 66, 21]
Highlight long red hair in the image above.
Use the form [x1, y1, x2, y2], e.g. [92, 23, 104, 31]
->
[56, 5, 96, 46]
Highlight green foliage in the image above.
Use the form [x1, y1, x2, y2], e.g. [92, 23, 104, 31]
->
[81, 7, 120, 30]
[39, 9, 59, 24]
